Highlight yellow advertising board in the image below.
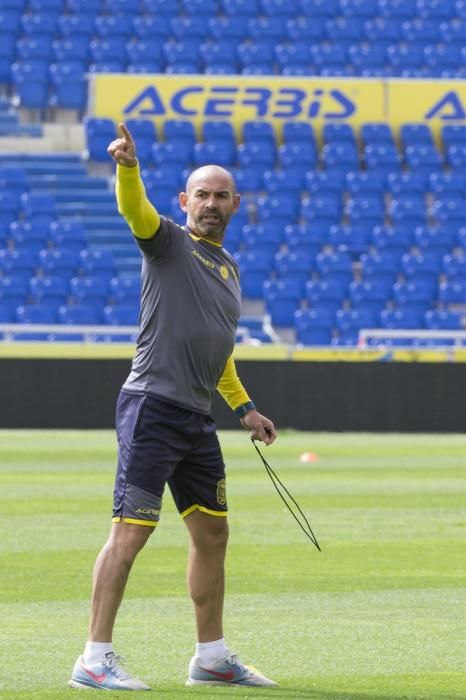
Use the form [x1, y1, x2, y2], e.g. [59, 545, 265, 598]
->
[90, 74, 385, 139]
[90, 73, 466, 140]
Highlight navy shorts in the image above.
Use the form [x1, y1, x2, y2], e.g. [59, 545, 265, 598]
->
[112, 390, 227, 527]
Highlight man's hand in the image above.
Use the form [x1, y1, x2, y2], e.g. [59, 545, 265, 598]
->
[107, 122, 137, 168]
[240, 410, 277, 446]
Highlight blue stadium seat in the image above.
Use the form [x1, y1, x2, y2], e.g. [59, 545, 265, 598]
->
[329, 224, 373, 258]
[263, 279, 302, 327]
[232, 167, 264, 193]
[425, 309, 462, 329]
[322, 142, 359, 173]
[126, 40, 165, 68]
[284, 223, 329, 250]
[11, 61, 49, 109]
[21, 192, 57, 225]
[282, 121, 316, 147]
[295, 308, 334, 345]
[286, 17, 326, 41]
[163, 40, 202, 70]
[70, 276, 110, 307]
[424, 44, 462, 75]
[89, 38, 127, 65]
[400, 124, 434, 146]
[16, 36, 53, 61]
[79, 250, 115, 278]
[379, 0, 417, 18]
[67, 0, 101, 12]
[242, 121, 275, 146]
[325, 17, 366, 42]
[306, 279, 347, 312]
[404, 144, 442, 174]
[30, 275, 69, 307]
[401, 252, 442, 282]
[170, 16, 210, 40]
[106, 0, 141, 14]
[234, 251, 271, 299]
[360, 123, 394, 146]
[0, 191, 21, 224]
[48, 221, 86, 251]
[310, 43, 348, 71]
[141, 0, 181, 14]
[241, 224, 283, 260]
[255, 194, 300, 226]
[307, 171, 346, 196]
[401, 18, 440, 43]
[418, 0, 456, 19]
[446, 144, 466, 170]
[349, 279, 390, 312]
[387, 44, 425, 74]
[301, 195, 342, 227]
[392, 280, 436, 311]
[39, 249, 81, 277]
[372, 225, 413, 256]
[221, 0, 259, 15]
[181, 0, 219, 13]
[323, 123, 357, 145]
[360, 251, 400, 285]
[274, 250, 314, 288]
[346, 195, 384, 224]
[58, 14, 95, 37]
[49, 62, 87, 110]
[103, 303, 139, 326]
[278, 142, 317, 171]
[58, 303, 102, 325]
[380, 307, 425, 329]
[442, 253, 466, 280]
[9, 221, 49, 251]
[208, 16, 249, 40]
[413, 226, 456, 255]
[248, 15, 288, 40]
[349, 44, 386, 73]
[345, 171, 386, 196]
[438, 281, 466, 305]
[0, 274, 30, 311]
[95, 15, 133, 39]
[364, 143, 401, 175]
[432, 199, 466, 226]
[386, 172, 426, 196]
[341, 0, 378, 16]
[442, 125, 466, 148]
[132, 15, 172, 39]
[389, 196, 426, 226]
[123, 119, 157, 165]
[0, 303, 13, 322]
[21, 12, 59, 36]
[110, 276, 140, 304]
[260, 0, 299, 16]
[429, 172, 466, 197]
[364, 17, 403, 44]
[237, 40, 275, 72]
[263, 170, 302, 196]
[16, 304, 58, 324]
[84, 118, 117, 162]
[315, 251, 353, 285]
[238, 142, 276, 169]
[335, 308, 380, 342]
[0, 248, 38, 275]
[298, 0, 340, 18]
[200, 42, 238, 71]
[193, 141, 237, 167]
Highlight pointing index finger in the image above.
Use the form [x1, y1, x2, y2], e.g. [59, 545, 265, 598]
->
[118, 122, 134, 144]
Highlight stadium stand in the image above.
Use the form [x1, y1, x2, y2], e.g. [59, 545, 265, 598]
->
[1, 1, 466, 346]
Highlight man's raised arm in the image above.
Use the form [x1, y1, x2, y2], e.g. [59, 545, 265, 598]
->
[108, 122, 160, 240]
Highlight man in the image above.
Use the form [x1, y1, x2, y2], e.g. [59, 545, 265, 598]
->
[69, 123, 277, 691]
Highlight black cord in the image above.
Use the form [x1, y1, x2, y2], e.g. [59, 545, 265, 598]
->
[251, 438, 322, 552]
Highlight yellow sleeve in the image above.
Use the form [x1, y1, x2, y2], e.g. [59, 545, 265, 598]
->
[116, 163, 161, 239]
[217, 354, 251, 411]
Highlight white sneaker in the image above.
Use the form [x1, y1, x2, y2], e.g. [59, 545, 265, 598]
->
[69, 651, 150, 690]
[186, 653, 277, 687]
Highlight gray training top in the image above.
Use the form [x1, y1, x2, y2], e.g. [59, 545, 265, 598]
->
[123, 216, 241, 414]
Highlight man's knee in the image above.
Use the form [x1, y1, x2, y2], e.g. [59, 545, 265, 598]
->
[107, 522, 154, 561]
[188, 514, 229, 551]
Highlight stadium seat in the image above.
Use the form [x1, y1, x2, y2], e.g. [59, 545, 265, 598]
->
[21, 12, 59, 36]
[335, 308, 380, 341]
[70, 276, 110, 308]
[429, 171, 466, 197]
[438, 281, 466, 305]
[84, 118, 117, 162]
[9, 221, 49, 251]
[222, 0, 259, 15]
[241, 224, 284, 260]
[329, 224, 373, 258]
[110, 276, 141, 304]
[286, 16, 326, 41]
[21, 192, 57, 225]
[364, 143, 401, 175]
[260, 0, 299, 17]
[284, 223, 329, 250]
[372, 225, 413, 256]
[443, 254, 466, 280]
[299, 0, 340, 18]
[386, 172, 426, 197]
[58, 303, 102, 325]
[95, 15, 133, 39]
[79, 250, 115, 278]
[234, 251, 271, 299]
[0, 249, 38, 275]
[39, 249, 81, 277]
[401, 252, 442, 282]
[392, 280, 436, 311]
[306, 279, 347, 312]
[380, 307, 425, 330]
[238, 142, 276, 169]
[208, 16, 249, 40]
[103, 303, 139, 326]
[0, 274, 30, 311]
[193, 141, 236, 167]
[322, 143, 359, 173]
[404, 144, 442, 174]
[30, 275, 69, 307]
[48, 221, 87, 251]
[315, 251, 353, 285]
[425, 309, 462, 330]
[413, 226, 456, 255]
[389, 196, 426, 226]
[11, 61, 49, 109]
[263, 279, 302, 327]
[307, 171, 346, 197]
[418, 0, 456, 20]
[58, 14, 96, 38]
[16, 304, 58, 324]
[349, 279, 390, 312]
[345, 171, 385, 196]
[360, 251, 400, 285]
[274, 250, 315, 288]
[379, 0, 417, 19]
[256, 194, 300, 225]
[248, 15, 288, 41]
[295, 308, 334, 345]
[310, 43, 349, 72]
[0, 191, 22, 224]
[301, 195, 342, 227]
[325, 17, 366, 42]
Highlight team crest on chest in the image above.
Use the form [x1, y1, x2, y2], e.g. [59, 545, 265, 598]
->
[219, 265, 229, 280]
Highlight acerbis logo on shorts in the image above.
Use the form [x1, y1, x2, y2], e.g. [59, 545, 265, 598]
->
[216, 479, 226, 506]
[135, 508, 160, 517]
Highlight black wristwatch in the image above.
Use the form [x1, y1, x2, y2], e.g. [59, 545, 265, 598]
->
[235, 400, 256, 418]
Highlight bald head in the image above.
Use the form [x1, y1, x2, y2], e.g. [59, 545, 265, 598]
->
[179, 164, 240, 244]
[185, 165, 237, 195]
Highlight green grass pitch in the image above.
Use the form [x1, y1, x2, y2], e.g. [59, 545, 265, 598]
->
[0, 430, 465, 699]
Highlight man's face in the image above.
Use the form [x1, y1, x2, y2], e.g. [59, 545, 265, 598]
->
[179, 167, 240, 243]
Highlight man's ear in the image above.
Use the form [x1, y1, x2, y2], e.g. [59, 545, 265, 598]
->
[232, 194, 241, 212]
[179, 191, 188, 212]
